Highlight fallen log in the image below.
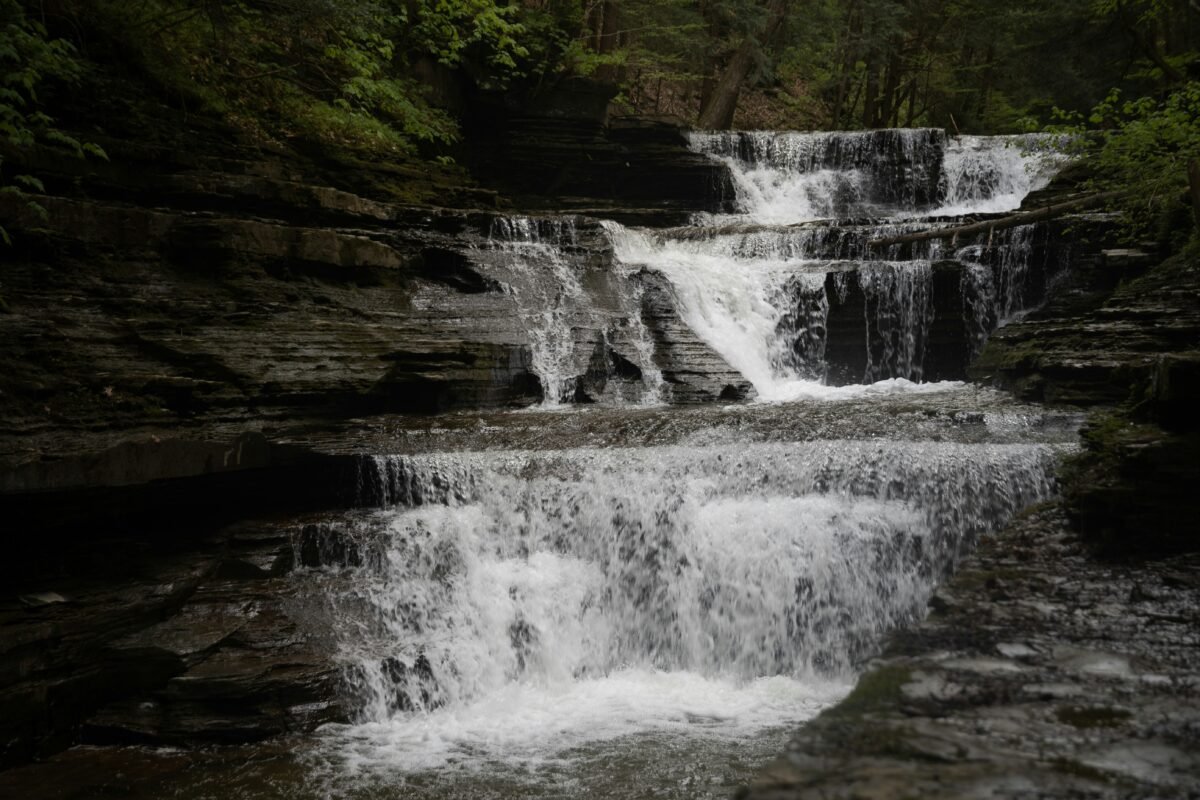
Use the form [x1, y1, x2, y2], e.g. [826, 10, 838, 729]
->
[867, 190, 1125, 249]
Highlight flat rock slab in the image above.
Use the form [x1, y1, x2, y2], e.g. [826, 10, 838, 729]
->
[742, 504, 1200, 799]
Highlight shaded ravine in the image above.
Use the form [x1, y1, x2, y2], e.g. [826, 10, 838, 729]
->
[0, 128, 1091, 800]
[272, 130, 1079, 797]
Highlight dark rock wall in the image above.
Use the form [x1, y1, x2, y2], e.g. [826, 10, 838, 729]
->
[970, 233, 1200, 553]
[0, 97, 756, 767]
[0, 195, 542, 430]
[465, 79, 736, 219]
[0, 515, 343, 767]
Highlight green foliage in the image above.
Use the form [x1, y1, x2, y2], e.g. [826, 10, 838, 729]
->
[603, 0, 1197, 132]
[4, 0, 1197, 207]
[0, 0, 104, 244]
[1050, 82, 1200, 240]
[410, 0, 528, 73]
[83, 0, 544, 155]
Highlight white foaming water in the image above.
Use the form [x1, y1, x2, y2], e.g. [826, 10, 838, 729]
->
[606, 222, 812, 397]
[934, 135, 1067, 216]
[605, 221, 951, 400]
[586, 129, 1067, 400]
[482, 217, 585, 405]
[690, 129, 944, 223]
[456, 131, 1064, 407]
[312, 439, 1064, 778]
[476, 217, 665, 407]
[860, 260, 933, 382]
[334, 670, 849, 776]
[691, 129, 1064, 222]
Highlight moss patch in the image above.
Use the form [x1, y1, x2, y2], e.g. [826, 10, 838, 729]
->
[827, 665, 912, 718]
[1055, 705, 1132, 729]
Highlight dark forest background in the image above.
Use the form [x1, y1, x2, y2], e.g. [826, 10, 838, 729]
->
[3, 0, 1199, 238]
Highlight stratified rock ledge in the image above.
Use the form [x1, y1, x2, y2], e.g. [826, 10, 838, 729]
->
[741, 504, 1200, 800]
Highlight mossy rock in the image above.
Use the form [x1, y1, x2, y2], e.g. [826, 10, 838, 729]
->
[1055, 705, 1132, 729]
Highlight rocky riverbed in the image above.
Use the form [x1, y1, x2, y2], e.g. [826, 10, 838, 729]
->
[744, 503, 1200, 799]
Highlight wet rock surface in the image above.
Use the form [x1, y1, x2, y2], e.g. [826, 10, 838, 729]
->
[2, 70, 1196, 795]
[743, 504, 1200, 799]
[0, 162, 746, 501]
[0, 392, 1083, 777]
[0, 516, 348, 767]
[971, 240, 1200, 554]
[969, 233, 1200, 408]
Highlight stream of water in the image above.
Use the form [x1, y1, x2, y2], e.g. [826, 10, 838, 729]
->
[5, 130, 1076, 799]
[280, 130, 1074, 798]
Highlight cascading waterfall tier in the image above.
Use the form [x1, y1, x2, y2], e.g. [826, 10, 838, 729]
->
[690, 128, 947, 220]
[689, 128, 1063, 221]
[470, 216, 665, 406]
[595, 129, 1069, 398]
[452, 130, 1067, 406]
[266, 130, 1080, 800]
[306, 435, 1065, 779]
[938, 134, 1067, 215]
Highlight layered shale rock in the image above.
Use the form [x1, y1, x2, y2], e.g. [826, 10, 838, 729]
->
[969, 239, 1200, 406]
[742, 505, 1200, 800]
[0, 516, 348, 766]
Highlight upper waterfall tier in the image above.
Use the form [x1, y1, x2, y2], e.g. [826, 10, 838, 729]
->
[437, 130, 1073, 407]
[689, 129, 1064, 223]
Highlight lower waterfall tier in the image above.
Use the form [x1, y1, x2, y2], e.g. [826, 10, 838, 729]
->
[290, 430, 1071, 790]
[0, 388, 1082, 797]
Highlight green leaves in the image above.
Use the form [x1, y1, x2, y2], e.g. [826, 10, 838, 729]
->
[1053, 81, 1200, 241]
[79, 0, 551, 155]
[408, 0, 529, 75]
[0, 0, 104, 245]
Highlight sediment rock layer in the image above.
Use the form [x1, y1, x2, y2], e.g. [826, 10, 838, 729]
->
[743, 504, 1200, 799]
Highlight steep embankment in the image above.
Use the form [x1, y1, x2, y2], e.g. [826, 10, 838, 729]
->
[971, 242, 1200, 554]
[742, 504, 1200, 799]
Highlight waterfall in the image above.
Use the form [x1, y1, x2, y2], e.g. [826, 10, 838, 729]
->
[860, 261, 933, 382]
[287, 129, 1078, 797]
[471, 216, 665, 406]
[481, 217, 586, 406]
[936, 134, 1066, 215]
[310, 438, 1065, 775]
[456, 132, 1066, 407]
[689, 129, 946, 221]
[595, 129, 1068, 399]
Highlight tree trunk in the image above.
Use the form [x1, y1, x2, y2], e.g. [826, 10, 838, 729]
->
[880, 49, 903, 127]
[697, 41, 753, 128]
[592, 0, 623, 83]
[901, 78, 918, 126]
[829, 3, 860, 129]
[867, 191, 1126, 248]
[862, 50, 880, 128]
[699, 0, 722, 114]
[697, 0, 788, 130]
[1188, 158, 1200, 233]
[1116, 0, 1186, 83]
